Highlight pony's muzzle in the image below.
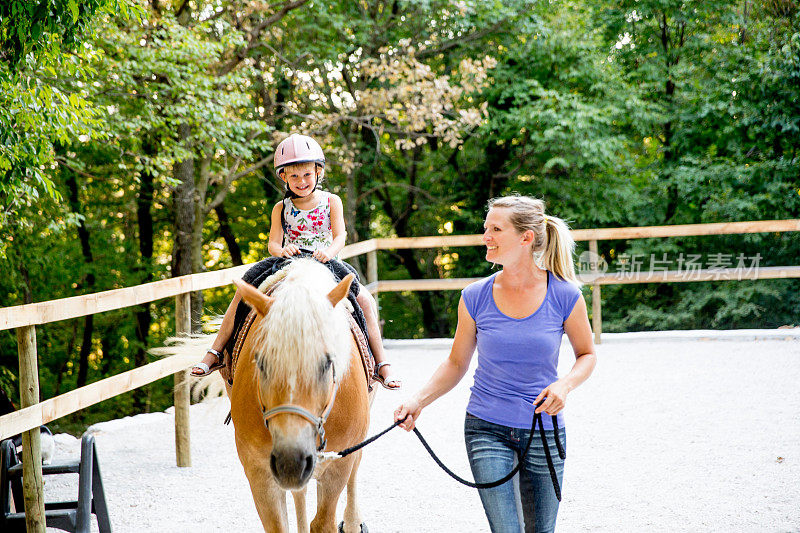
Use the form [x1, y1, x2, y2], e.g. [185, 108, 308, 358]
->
[270, 443, 316, 489]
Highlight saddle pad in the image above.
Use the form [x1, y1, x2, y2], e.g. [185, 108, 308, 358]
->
[348, 313, 376, 393]
[220, 309, 258, 386]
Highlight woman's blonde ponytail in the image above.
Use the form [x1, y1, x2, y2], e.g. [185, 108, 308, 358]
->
[542, 215, 580, 286]
[488, 195, 581, 286]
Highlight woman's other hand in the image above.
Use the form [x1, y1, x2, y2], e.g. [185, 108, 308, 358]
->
[534, 380, 570, 416]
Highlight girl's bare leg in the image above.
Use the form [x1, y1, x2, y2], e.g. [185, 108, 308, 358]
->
[191, 290, 242, 375]
[356, 286, 400, 389]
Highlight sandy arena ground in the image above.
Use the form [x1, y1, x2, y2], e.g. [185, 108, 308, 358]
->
[42, 331, 800, 532]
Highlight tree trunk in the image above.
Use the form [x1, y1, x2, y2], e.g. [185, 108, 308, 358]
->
[191, 155, 212, 331]
[172, 123, 196, 283]
[101, 335, 113, 375]
[172, 4, 202, 332]
[76, 315, 93, 388]
[54, 321, 77, 396]
[134, 158, 156, 411]
[738, 0, 749, 44]
[65, 168, 95, 388]
[215, 203, 243, 266]
[660, 13, 683, 224]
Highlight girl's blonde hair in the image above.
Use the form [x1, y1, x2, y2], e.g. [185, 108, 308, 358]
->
[487, 195, 580, 286]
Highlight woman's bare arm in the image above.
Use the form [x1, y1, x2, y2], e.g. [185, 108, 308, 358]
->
[395, 297, 477, 430]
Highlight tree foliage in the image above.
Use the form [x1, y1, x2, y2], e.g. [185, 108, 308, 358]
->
[0, 0, 798, 429]
[0, 0, 142, 235]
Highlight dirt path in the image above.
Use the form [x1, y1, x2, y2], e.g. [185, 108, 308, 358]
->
[43, 333, 800, 532]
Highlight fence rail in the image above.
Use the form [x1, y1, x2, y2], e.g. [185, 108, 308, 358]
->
[1, 354, 195, 440]
[366, 265, 800, 293]
[3, 219, 798, 332]
[1, 218, 798, 532]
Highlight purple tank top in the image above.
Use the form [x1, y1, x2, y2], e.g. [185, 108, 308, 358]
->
[462, 271, 581, 430]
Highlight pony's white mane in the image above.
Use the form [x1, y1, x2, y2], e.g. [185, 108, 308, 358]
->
[251, 259, 352, 391]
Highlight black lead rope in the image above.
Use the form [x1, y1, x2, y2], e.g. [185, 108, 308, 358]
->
[333, 400, 567, 501]
[334, 417, 407, 457]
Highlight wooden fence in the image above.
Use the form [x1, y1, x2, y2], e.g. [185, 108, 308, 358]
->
[1, 218, 798, 531]
[360, 219, 800, 345]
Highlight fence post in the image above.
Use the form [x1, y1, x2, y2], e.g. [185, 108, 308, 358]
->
[366, 249, 380, 330]
[174, 293, 191, 467]
[367, 249, 378, 287]
[589, 240, 602, 344]
[16, 325, 46, 532]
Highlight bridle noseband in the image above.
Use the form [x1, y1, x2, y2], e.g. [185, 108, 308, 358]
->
[258, 366, 338, 454]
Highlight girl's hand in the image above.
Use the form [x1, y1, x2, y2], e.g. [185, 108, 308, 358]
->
[533, 380, 570, 416]
[281, 244, 300, 257]
[313, 249, 332, 263]
[394, 398, 422, 431]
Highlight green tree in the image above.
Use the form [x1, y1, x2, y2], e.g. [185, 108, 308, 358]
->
[0, 0, 140, 206]
[596, 0, 800, 331]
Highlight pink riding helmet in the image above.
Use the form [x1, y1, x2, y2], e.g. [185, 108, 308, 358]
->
[273, 134, 326, 173]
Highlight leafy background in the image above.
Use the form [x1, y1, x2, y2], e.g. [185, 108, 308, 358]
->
[1, 0, 798, 432]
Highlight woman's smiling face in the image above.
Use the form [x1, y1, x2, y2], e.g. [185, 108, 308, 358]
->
[483, 207, 529, 264]
[282, 162, 319, 197]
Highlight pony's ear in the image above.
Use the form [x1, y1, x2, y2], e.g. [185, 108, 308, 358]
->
[327, 273, 354, 307]
[233, 279, 274, 316]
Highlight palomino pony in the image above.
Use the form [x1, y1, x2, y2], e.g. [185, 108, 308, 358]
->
[226, 259, 373, 533]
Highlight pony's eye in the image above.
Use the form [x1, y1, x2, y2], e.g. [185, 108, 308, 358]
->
[256, 356, 269, 376]
[320, 355, 333, 377]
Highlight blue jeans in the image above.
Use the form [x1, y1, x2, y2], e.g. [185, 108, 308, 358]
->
[464, 413, 566, 533]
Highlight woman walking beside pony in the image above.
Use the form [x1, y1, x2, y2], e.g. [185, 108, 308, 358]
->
[395, 195, 596, 533]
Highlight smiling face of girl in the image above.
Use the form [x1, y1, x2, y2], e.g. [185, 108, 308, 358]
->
[281, 162, 320, 197]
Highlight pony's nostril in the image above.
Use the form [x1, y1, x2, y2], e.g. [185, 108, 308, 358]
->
[302, 454, 314, 479]
[270, 453, 278, 476]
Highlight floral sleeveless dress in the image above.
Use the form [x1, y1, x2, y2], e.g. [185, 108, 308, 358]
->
[225, 191, 361, 358]
[282, 192, 334, 252]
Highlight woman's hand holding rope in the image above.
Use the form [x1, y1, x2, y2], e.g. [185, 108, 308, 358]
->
[533, 379, 570, 416]
[395, 397, 422, 431]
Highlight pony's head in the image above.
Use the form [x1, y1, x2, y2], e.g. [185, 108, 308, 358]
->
[234, 258, 354, 489]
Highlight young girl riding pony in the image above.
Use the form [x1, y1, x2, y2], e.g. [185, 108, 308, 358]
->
[192, 134, 400, 390]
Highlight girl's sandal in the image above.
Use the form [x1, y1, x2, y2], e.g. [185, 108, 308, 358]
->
[191, 348, 225, 377]
[373, 361, 401, 390]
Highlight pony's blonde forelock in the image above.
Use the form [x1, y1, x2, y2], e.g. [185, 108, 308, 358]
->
[250, 259, 352, 391]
